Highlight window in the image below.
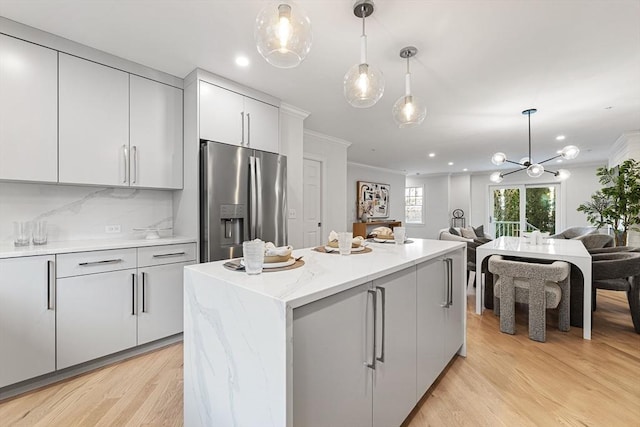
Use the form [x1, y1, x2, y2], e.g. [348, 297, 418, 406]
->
[405, 186, 424, 224]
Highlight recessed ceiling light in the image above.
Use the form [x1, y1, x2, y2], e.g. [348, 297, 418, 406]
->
[463, 168, 468, 172]
[235, 56, 250, 67]
[556, 135, 565, 141]
[557, 159, 563, 163]
[448, 162, 454, 166]
[428, 153, 435, 158]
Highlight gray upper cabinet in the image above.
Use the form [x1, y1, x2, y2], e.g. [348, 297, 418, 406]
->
[130, 75, 183, 189]
[58, 53, 130, 186]
[0, 34, 58, 183]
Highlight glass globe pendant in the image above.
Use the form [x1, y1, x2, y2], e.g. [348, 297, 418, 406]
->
[526, 163, 545, 178]
[255, 2, 312, 68]
[392, 46, 426, 127]
[344, 0, 384, 108]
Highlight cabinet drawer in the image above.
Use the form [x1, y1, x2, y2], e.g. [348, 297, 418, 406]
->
[137, 243, 196, 267]
[57, 248, 137, 278]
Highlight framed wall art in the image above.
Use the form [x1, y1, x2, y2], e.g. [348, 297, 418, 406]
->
[357, 181, 390, 219]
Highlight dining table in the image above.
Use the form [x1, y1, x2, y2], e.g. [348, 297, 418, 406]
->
[476, 236, 593, 340]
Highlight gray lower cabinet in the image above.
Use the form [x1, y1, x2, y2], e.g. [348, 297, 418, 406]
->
[293, 266, 419, 427]
[0, 255, 56, 388]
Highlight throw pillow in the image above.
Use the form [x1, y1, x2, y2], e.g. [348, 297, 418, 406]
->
[473, 225, 485, 238]
[449, 227, 460, 236]
[461, 227, 477, 239]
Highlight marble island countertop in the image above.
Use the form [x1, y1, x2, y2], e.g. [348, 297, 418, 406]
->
[0, 236, 197, 259]
[186, 238, 465, 309]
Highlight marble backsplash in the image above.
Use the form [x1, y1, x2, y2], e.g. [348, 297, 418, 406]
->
[0, 182, 174, 244]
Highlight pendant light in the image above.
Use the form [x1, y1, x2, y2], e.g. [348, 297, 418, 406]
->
[343, 0, 384, 108]
[392, 46, 426, 127]
[489, 108, 579, 183]
[255, 1, 312, 69]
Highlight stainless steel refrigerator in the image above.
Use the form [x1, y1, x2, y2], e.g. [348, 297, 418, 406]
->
[200, 140, 287, 262]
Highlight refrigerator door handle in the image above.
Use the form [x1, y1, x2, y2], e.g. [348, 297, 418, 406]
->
[255, 156, 263, 238]
[249, 155, 257, 240]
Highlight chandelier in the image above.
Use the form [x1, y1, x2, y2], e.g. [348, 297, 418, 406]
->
[490, 108, 579, 183]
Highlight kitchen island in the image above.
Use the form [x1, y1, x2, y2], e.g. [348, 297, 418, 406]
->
[184, 238, 466, 427]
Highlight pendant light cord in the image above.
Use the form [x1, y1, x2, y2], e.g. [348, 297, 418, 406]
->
[528, 111, 532, 163]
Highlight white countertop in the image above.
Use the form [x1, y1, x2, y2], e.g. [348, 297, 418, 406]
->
[0, 236, 197, 259]
[186, 238, 464, 309]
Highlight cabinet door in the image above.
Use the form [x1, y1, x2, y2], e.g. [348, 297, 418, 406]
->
[293, 283, 373, 427]
[137, 261, 193, 345]
[0, 35, 58, 183]
[244, 97, 279, 153]
[444, 249, 465, 360]
[59, 53, 129, 186]
[57, 269, 137, 369]
[0, 256, 55, 387]
[416, 257, 447, 395]
[199, 81, 244, 146]
[372, 267, 417, 427]
[130, 75, 183, 189]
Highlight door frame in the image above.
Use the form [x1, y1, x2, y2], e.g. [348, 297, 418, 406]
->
[303, 153, 328, 247]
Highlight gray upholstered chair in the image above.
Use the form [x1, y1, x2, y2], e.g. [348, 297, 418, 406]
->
[577, 233, 614, 250]
[488, 255, 570, 342]
[549, 226, 597, 239]
[592, 252, 640, 333]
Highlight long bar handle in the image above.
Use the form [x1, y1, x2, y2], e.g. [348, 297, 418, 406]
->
[131, 273, 136, 315]
[247, 113, 251, 147]
[255, 156, 263, 237]
[141, 272, 146, 313]
[122, 145, 129, 183]
[440, 258, 450, 308]
[152, 252, 186, 258]
[132, 145, 137, 184]
[241, 112, 245, 146]
[366, 289, 377, 370]
[78, 259, 123, 266]
[375, 286, 386, 363]
[249, 156, 257, 239]
[447, 258, 454, 307]
[47, 260, 55, 310]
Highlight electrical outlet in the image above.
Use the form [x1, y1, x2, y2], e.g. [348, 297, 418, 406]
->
[105, 225, 121, 233]
[288, 209, 297, 219]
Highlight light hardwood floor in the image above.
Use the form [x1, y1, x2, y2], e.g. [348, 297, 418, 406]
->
[1, 290, 639, 426]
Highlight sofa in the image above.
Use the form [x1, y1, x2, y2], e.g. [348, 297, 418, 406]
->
[438, 226, 492, 243]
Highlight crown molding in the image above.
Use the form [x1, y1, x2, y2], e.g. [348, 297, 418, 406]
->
[280, 103, 310, 120]
[347, 161, 406, 176]
[303, 129, 352, 147]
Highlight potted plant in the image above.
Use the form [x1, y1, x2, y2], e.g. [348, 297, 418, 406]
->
[578, 159, 640, 246]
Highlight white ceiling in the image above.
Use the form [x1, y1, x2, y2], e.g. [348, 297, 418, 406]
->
[1, 0, 638, 176]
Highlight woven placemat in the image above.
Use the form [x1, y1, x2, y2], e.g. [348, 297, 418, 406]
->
[312, 246, 373, 255]
[223, 259, 305, 272]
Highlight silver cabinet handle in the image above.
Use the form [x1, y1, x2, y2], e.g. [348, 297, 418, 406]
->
[448, 258, 454, 307]
[132, 145, 137, 184]
[141, 272, 147, 313]
[131, 273, 136, 315]
[123, 145, 129, 183]
[247, 113, 251, 147]
[241, 111, 245, 145]
[152, 252, 186, 258]
[375, 286, 386, 363]
[78, 259, 123, 266]
[47, 260, 55, 310]
[366, 289, 377, 370]
[440, 258, 450, 308]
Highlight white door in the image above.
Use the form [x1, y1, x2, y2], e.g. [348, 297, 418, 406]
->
[303, 158, 322, 248]
[0, 256, 55, 387]
[293, 283, 373, 427]
[373, 267, 418, 427]
[490, 184, 560, 237]
[58, 53, 129, 186]
[244, 97, 279, 153]
[130, 75, 183, 189]
[137, 262, 193, 345]
[57, 269, 138, 369]
[0, 35, 58, 183]
[416, 257, 446, 394]
[444, 249, 465, 360]
[199, 81, 244, 146]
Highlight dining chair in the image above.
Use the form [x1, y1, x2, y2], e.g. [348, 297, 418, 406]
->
[488, 255, 570, 342]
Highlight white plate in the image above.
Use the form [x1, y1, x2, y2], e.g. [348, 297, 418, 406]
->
[373, 238, 396, 243]
[241, 258, 295, 269]
[324, 245, 366, 252]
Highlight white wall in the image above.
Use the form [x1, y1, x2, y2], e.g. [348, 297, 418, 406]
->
[347, 163, 406, 228]
[406, 175, 450, 239]
[0, 183, 173, 244]
[303, 130, 349, 236]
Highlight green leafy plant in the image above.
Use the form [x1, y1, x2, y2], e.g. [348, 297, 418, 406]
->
[578, 159, 640, 246]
